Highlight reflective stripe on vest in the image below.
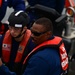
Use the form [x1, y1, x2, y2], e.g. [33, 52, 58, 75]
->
[23, 36, 68, 71]
[2, 29, 31, 63]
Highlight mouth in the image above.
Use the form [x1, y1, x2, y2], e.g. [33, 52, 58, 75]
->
[11, 33, 16, 37]
[11, 34, 15, 36]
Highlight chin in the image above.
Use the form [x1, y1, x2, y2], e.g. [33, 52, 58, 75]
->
[11, 35, 17, 38]
[34, 41, 39, 45]
[32, 40, 35, 43]
[32, 40, 37, 44]
[11, 33, 18, 37]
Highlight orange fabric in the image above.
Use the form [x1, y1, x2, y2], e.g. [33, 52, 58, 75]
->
[65, 0, 70, 8]
[23, 36, 68, 71]
[2, 29, 31, 63]
[0, 0, 2, 7]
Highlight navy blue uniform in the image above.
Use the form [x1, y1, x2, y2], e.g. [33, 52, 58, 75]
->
[0, 36, 63, 75]
[0, 48, 62, 75]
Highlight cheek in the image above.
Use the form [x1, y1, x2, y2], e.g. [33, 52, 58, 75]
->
[36, 37, 42, 43]
[10, 30, 20, 36]
[16, 29, 22, 34]
[33, 37, 40, 43]
[39, 36, 46, 43]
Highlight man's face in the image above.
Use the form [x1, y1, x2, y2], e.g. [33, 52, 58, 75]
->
[30, 23, 50, 45]
[9, 26, 22, 37]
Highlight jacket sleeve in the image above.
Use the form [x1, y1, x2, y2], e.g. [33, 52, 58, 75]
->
[0, 64, 16, 75]
[8, 0, 25, 11]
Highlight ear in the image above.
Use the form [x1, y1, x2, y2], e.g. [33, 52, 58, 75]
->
[22, 26, 27, 33]
[23, 26, 27, 31]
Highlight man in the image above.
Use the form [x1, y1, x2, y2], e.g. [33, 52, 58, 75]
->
[0, 17, 68, 75]
[0, 0, 25, 35]
[0, 11, 35, 75]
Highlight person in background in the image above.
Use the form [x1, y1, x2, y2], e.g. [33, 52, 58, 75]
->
[0, 0, 25, 35]
[0, 17, 68, 75]
[25, 0, 66, 37]
[27, 0, 65, 14]
[0, 11, 35, 75]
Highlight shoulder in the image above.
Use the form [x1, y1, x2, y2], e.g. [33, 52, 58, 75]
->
[33, 48, 60, 61]
[29, 48, 61, 67]
[26, 48, 61, 75]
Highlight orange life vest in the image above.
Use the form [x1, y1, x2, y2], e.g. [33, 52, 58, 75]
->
[23, 36, 68, 71]
[2, 29, 31, 63]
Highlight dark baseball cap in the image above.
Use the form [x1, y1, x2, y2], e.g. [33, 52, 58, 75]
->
[8, 11, 29, 27]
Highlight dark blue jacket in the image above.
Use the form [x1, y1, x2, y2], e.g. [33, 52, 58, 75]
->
[0, 34, 35, 75]
[0, 48, 62, 75]
[0, 0, 25, 21]
[0, 36, 62, 75]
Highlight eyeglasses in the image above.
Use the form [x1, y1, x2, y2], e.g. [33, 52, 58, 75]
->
[31, 30, 48, 36]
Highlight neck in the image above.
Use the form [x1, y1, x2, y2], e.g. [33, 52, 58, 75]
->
[14, 34, 24, 42]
